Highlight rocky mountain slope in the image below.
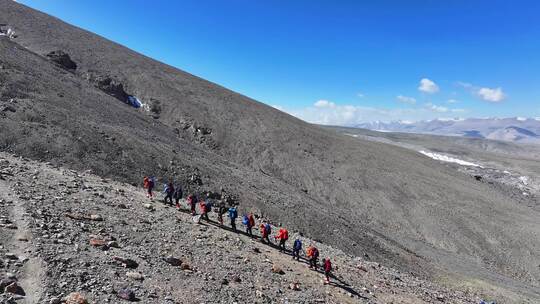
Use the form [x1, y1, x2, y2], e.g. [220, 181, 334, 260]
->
[354, 118, 540, 144]
[1, 0, 540, 301]
[329, 125, 540, 203]
[0, 152, 485, 303]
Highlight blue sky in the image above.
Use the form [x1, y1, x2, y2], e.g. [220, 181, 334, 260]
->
[19, 0, 540, 124]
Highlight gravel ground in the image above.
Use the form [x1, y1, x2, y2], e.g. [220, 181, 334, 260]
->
[0, 152, 485, 303]
[1, 1, 540, 301]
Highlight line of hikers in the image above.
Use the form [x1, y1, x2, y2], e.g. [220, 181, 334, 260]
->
[142, 176, 333, 284]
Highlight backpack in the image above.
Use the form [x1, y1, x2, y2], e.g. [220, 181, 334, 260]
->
[312, 248, 319, 258]
[242, 215, 249, 225]
[264, 223, 271, 234]
[324, 259, 332, 271]
[294, 239, 302, 250]
[205, 201, 213, 213]
[229, 208, 238, 219]
[282, 230, 289, 241]
[143, 177, 149, 188]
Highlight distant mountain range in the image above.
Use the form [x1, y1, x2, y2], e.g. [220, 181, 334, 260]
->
[353, 117, 540, 144]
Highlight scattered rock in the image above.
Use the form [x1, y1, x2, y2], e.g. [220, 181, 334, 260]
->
[271, 265, 285, 275]
[4, 282, 25, 296]
[289, 282, 300, 291]
[126, 272, 144, 281]
[113, 256, 139, 268]
[16, 235, 28, 242]
[90, 214, 103, 221]
[1, 105, 16, 113]
[5, 223, 17, 229]
[64, 293, 89, 304]
[117, 288, 136, 301]
[48, 296, 61, 304]
[89, 238, 107, 247]
[0, 278, 17, 292]
[164, 256, 182, 266]
[5, 253, 18, 260]
[180, 263, 191, 271]
[107, 241, 120, 248]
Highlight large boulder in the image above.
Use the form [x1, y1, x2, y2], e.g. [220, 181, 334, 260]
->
[46, 50, 77, 70]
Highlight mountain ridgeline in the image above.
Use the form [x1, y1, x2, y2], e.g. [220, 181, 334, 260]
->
[0, 0, 539, 301]
[355, 118, 540, 144]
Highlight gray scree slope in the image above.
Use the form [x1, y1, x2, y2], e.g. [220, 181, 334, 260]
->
[0, 0, 539, 300]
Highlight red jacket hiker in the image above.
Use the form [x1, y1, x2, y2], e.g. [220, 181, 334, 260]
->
[276, 228, 289, 241]
[276, 228, 289, 251]
[143, 176, 154, 198]
[324, 259, 332, 272]
[323, 258, 332, 283]
[260, 224, 267, 238]
[248, 214, 255, 228]
[199, 200, 209, 220]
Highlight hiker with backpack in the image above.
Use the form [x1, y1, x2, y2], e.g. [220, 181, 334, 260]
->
[259, 221, 272, 244]
[143, 176, 155, 199]
[228, 206, 238, 232]
[242, 213, 256, 237]
[307, 245, 319, 270]
[322, 258, 332, 284]
[173, 184, 183, 209]
[275, 228, 289, 252]
[248, 213, 255, 237]
[199, 199, 209, 221]
[187, 194, 197, 215]
[217, 202, 226, 226]
[163, 182, 174, 205]
[292, 238, 302, 261]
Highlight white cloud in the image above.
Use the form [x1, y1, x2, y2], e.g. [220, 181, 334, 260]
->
[396, 95, 417, 105]
[447, 99, 459, 104]
[477, 87, 505, 102]
[451, 108, 466, 113]
[425, 103, 448, 113]
[283, 100, 472, 126]
[272, 105, 284, 111]
[357, 92, 365, 98]
[418, 78, 439, 94]
[288, 101, 422, 125]
[314, 99, 336, 108]
[457, 81, 473, 89]
[457, 82, 506, 103]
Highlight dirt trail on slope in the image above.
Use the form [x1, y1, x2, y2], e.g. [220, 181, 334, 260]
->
[0, 180, 45, 303]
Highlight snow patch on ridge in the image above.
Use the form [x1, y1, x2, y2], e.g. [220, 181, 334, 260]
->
[419, 150, 482, 167]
